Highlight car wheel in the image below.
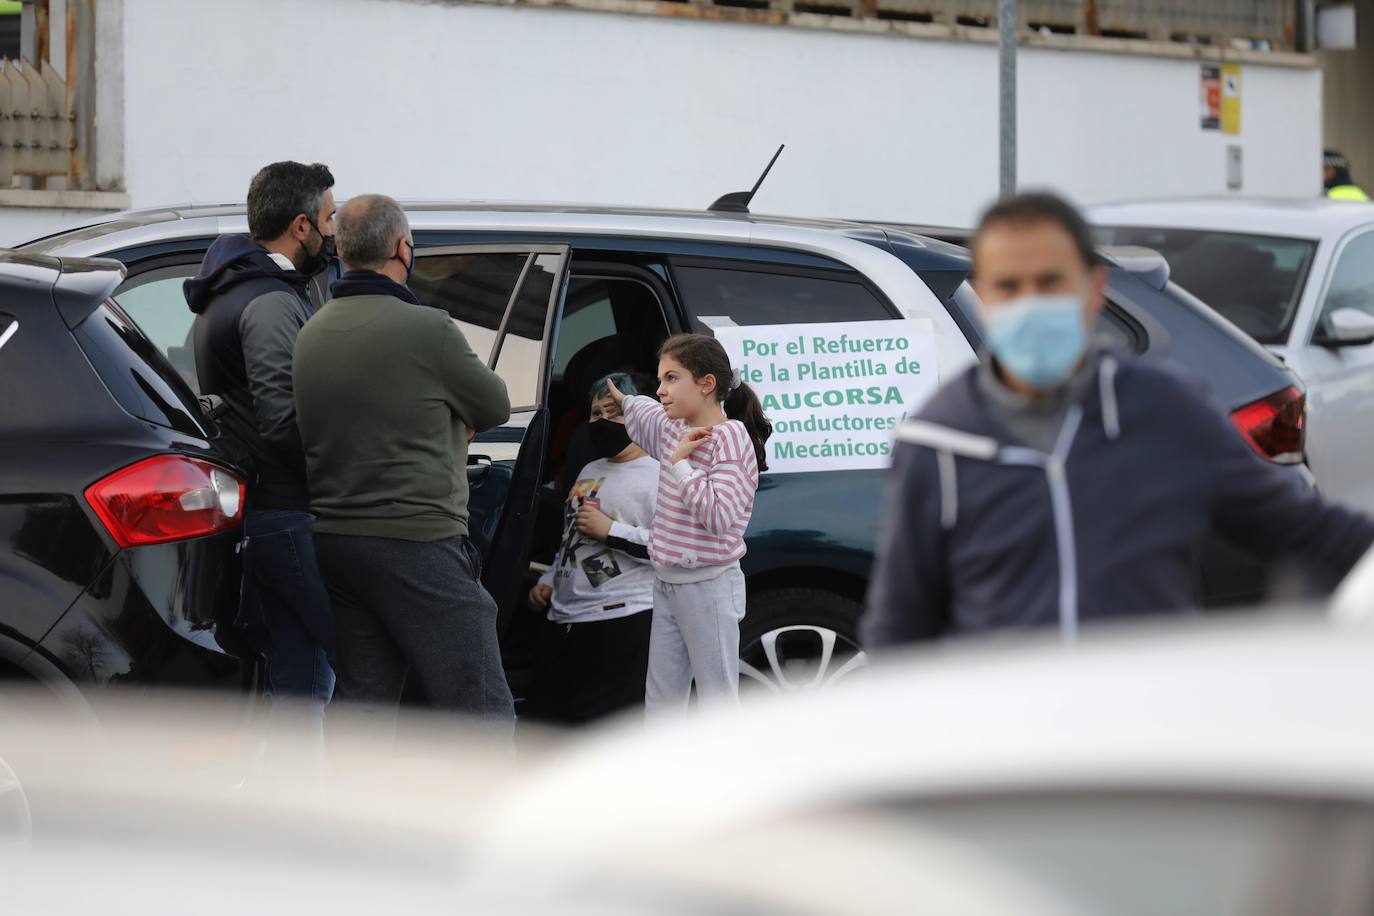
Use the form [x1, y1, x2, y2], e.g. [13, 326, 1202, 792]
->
[739, 588, 868, 696]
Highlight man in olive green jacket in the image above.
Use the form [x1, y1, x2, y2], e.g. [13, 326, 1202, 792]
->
[294, 194, 514, 725]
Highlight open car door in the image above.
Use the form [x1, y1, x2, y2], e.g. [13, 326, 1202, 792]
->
[408, 243, 570, 627]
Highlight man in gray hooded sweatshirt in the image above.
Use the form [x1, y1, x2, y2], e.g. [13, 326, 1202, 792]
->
[864, 192, 1374, 646]
[185, 161, 337, 730]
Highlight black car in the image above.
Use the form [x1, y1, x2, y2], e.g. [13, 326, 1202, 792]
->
[0, 252, 250, 711]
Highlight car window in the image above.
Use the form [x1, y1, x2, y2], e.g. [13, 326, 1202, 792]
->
[553, 279, 617, 376]
[411, 247, 565, 411]
[672, 260, 893, 329]
[113, 263, 201, 390]
[492, 252, 560, 410]
[1096, 226, 1317, 345]
[410, 251, 529, 364]
[550, 275, 668, 381]
[1318, 230, 1374, 326]
[1096, 303, 1145, 352]
[72, 300, 205, 437]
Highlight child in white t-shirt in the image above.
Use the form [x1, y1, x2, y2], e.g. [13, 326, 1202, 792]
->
[525, 373, 658, 724]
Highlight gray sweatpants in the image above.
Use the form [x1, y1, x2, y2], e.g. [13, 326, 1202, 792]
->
[645, 566, 747, 719]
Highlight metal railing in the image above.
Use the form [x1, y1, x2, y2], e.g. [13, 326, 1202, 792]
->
[0, 56, 71, 184]
[0, 0, 96, 192]
[645, 0, 1302, 51]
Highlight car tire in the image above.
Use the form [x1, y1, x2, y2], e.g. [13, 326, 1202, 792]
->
[739, 588, 868, 696]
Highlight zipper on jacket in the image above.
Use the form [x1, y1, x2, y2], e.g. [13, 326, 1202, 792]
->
[896, 368, 1109, 639]
[1046, 405, 1083, 643]
[1045, 455, 1077, 642]
[993, 406, 1083, 641]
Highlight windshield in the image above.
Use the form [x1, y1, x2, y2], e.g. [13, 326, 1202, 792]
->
[1095, 226, 1317, 345]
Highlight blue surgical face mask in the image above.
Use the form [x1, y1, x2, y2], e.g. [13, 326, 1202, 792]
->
[983, 294, 1088, 390]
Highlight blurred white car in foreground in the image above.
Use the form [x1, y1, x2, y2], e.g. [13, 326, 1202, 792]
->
[7, 573, 1374, 915]
[0, 692, 1079, 916]
[478, 614, 1374, 916]
[1092, 198, 1374, 513]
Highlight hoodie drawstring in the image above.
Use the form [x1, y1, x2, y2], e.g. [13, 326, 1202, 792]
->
[1099, 355, 1121, 441]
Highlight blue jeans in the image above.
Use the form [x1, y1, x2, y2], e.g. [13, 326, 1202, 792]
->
[242, 509, 336, 730]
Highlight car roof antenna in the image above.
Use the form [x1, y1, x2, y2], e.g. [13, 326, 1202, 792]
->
[708, 144, 785, 214]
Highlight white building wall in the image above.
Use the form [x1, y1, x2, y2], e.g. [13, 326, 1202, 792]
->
[1017, 50, 1321, 206]
[2, 0, 1323, 245]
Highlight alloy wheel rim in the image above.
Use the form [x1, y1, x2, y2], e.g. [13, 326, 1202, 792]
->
[740, 625, 868, 695]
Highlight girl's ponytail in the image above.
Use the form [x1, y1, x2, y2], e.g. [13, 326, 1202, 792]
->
[724, 381, 772, 473]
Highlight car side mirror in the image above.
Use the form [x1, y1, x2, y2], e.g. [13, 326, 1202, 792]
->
[1315, 307, 1374, 348]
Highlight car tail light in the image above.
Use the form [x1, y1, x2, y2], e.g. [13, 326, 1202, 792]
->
[85, 455, 246, 547]
[1231, 386, 1305, 465]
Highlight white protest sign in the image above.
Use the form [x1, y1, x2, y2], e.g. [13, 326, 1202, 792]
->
[715, 320, 939, 474]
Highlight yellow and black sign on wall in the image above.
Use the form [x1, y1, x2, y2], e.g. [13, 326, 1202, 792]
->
[1200, 63, 1241, 135]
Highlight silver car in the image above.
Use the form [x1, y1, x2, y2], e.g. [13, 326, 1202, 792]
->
[19, 202, 974, 695]
[1092, 197, 1374, 514]
[14, 201, 1322, 695]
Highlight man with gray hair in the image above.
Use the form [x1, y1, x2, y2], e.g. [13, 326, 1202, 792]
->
[293, 194, 515, 726]
[185, 161, 337, 732]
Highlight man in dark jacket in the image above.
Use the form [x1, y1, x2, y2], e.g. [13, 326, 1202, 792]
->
[864, 192, 1374, 647]
[185, 161, 337, 729]
[293, 194, 515, 728]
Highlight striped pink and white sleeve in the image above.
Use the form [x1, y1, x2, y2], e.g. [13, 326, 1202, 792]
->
[673, 423, 757, 535]
[623, 395, 671, 459]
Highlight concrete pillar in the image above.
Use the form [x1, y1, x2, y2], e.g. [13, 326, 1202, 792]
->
[1321, 0, 1374, 191]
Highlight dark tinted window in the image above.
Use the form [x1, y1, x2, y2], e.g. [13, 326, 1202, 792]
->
[73, 301, 204, 437]
[1096, 304, 1145, 352]
[410, 248, 564, 410]
[674, 262, 892, 329]
[409, 252, 529, 361]
[552, 275, 669, 379]
[1097, 227, 1316, 345]
[554, 278, 618, 376]
[493, 252, 560, 410]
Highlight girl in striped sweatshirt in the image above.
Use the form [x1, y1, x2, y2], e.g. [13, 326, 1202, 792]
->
[606, 334, 772, 716]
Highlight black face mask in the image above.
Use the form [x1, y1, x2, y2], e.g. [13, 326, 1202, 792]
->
[389, 239, 416, 284]
[587, 419, 632, 459]
[299, 217, 335, 277]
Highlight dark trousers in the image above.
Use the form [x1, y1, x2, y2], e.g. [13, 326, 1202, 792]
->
[524, 610, 653, 725]
[313, 533, 514, 723]
[242, 509, 336, 728]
